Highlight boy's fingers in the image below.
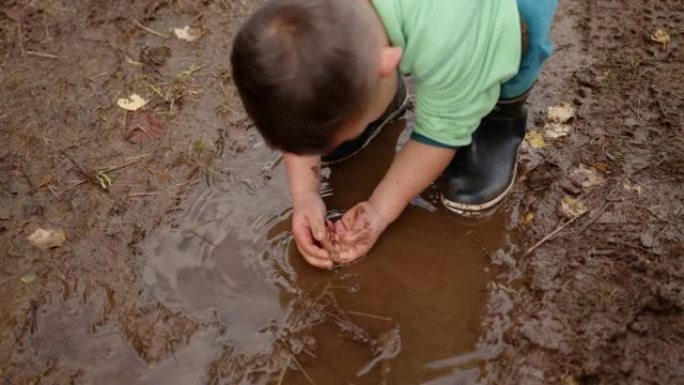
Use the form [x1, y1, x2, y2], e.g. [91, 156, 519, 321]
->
[293, 228, 329, 260]
[311, 219, 326, 242]
[301, 253, 334, 270]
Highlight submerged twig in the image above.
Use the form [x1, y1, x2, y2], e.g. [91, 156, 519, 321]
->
[289, 352, 316, 385]
[190, 228, 218, 247]
[277, 355, 291, 385]
[347, 310, 392, 322]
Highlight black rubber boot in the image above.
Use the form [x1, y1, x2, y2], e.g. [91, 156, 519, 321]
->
[441, 92, 530, 215]
[322, 79, 409, 165]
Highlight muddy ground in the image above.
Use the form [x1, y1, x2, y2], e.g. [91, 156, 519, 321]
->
[0, 0, 682, 384]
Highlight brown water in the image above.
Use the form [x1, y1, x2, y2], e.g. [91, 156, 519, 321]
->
[28, 118, 509, 384]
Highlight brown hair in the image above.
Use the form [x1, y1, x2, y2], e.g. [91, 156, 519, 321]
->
[230, 0, 376, 154]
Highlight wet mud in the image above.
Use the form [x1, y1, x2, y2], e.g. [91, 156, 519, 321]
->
[1, 0, 682, 384]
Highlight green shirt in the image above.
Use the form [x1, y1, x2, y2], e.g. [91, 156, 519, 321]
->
[372, 0, 521, 147]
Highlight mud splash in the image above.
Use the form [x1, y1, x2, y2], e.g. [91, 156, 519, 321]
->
[136, 119, 510, 384]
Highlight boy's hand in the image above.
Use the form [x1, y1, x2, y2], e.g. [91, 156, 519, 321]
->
[292, 191, 334, 270]
[332, 200, 389, 265]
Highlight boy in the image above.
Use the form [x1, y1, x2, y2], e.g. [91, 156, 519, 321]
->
[231, 0, 558, 269]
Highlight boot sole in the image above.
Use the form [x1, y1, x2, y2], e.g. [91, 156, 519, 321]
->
[321, 91, 411, 166]
[440, 161, 518, 217]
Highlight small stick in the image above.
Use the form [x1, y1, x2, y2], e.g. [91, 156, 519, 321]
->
[347, 310, 392, 322]
[101, 152, 153, 173]
[126, 192, 158, 198]
[277, 356, 291, 385]
[26, 51, 58, 59]
[290, 352, 316, 385]
[190, 229, 218, 247]
[30, 300, 38, 334]
[18, 24, 25, 57]
[133, 20, 169, 39]
[580, 201, 612, 233]
[524, 211, 587, 257]
[43, 13, 50, 41]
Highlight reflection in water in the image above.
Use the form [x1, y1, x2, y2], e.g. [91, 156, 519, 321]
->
[30, 119, 510, 384]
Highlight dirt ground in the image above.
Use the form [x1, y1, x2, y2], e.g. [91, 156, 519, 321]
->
[0, 0, 682, 384]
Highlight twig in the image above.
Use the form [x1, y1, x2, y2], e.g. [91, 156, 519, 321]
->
[134, 20, 169, 39]
[29, 300, 38, 334]
[347, 310, 392, 322]
[60, 150, 95, 181]
[26, 51, 58, 59]
[190, 229, 218, 247]
[17, 23, 25, 57]
[126, 192, 158, 198]
[168, 342, 179, 366]
[43, 13, 50, 41]
[525, 211, 587, 257]
[277, 356, 291, 385]
[289, 352, 316, 385]
[579, 201, 612, 233]
[101, 152, 153, 172]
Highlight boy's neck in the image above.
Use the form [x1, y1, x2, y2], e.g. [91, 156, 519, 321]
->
[372, 72, 399, 121]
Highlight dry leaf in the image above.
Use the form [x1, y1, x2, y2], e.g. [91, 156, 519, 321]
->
[524, 212, 535, 225]
[592, 162, 610, 172]
[526, 131, 547, 149]
[544, 122, 572, 139]
[650, 29, 671, 45]
[21, 273, 37, 284]
[173, 26, 205, 42]
[117, 94, 148, 111]
[124, 112, 166, 144]
[561, 196, 588, 218]
[564, 375, 580, 385]
[571, 164, 605, 189]
[1, 4, 27, 23]
[623, 180, 643, 195]
[547, 102, 576, 124]
[28, 228, 66, 250]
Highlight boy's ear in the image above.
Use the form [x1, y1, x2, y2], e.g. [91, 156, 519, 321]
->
[378, 47, 402, 77]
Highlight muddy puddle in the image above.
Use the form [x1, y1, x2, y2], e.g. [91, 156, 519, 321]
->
[27, 118, 510, 385]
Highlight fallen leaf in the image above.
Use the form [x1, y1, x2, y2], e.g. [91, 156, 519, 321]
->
[526, 131, 547, 149]
[27, 228, 66, 250]
[21, 273, 37, 284]
[640, 232, 654, 248]
[117, 93, 148, 111]
[592, 162, 610, 172]
[559, 179, 582, 195]
[124, 112, 166, 144]
[570, 164, 605, 189]
[622, 180, 643, 195]
[564, 375, 580, 385]
[1, 5, 27, 23]
[650, 29, 671, 45]
[561, 196, 588, 218]
[524, 212, 535, 225]
[544, 122, 572, 139]
[173, 26, 205, 42]
[547, 101, 576, 124]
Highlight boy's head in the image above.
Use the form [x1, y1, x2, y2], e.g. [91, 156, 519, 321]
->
[231, 0, 401, 155]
